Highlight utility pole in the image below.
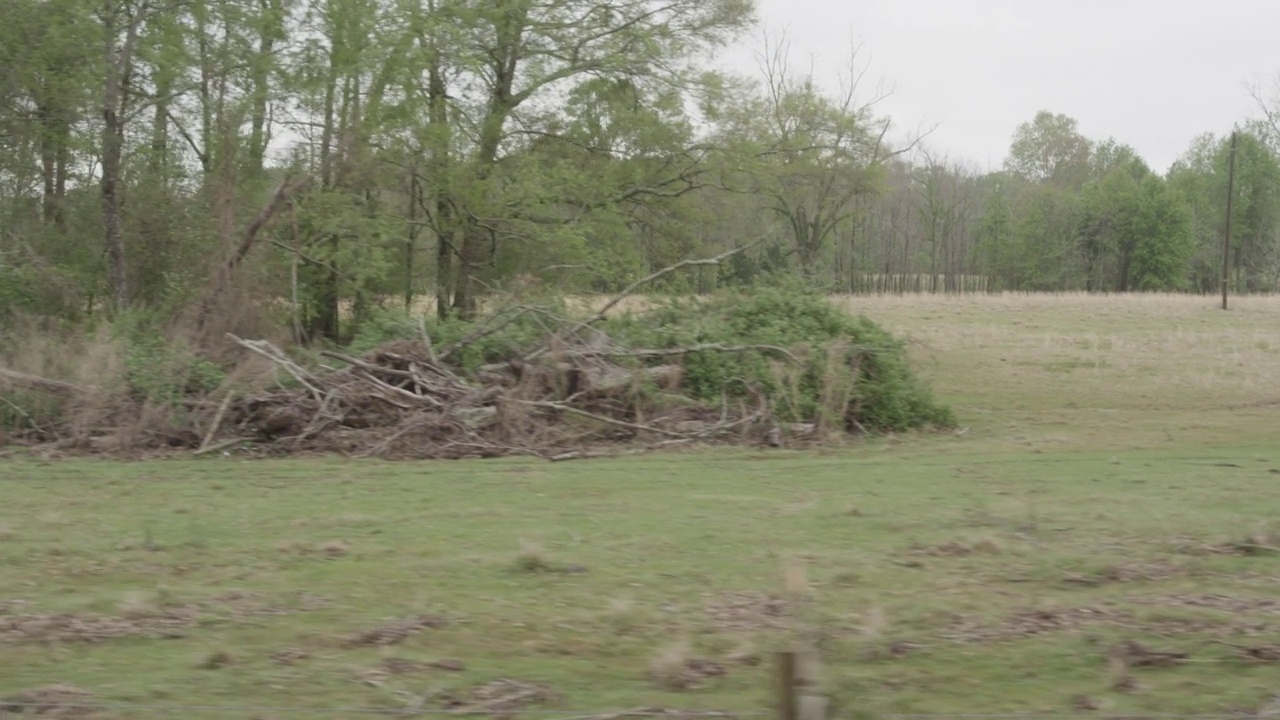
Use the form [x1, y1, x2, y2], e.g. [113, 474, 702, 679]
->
[1222, 130, 1238, 310]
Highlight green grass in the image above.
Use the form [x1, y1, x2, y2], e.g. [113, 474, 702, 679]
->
[3, 293, 1280, 717]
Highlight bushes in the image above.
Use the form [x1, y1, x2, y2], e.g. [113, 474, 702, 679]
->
[113, 310, 225, 405]
[0, 309, 227, 440]
[601, 289, 955, 433]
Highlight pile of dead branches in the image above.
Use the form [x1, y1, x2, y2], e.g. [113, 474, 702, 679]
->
[212, 316, 793, 460]
[10, 245, 911, 458]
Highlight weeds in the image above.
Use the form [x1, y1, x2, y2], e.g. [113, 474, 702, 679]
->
[514, 539, 550, 572]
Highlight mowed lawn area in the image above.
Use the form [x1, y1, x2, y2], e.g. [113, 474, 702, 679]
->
[3, 293, 1280, 717]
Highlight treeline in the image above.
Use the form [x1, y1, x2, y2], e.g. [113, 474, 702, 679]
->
[3, 0, 1279, 343]
[854, 114, 1280, 296]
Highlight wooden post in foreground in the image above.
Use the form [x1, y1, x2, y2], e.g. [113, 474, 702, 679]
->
[776, 650, 799, 720]
[1222, 129, 1238, 310]
[776, 642, 826, 720]
[776, 560, 826, 720]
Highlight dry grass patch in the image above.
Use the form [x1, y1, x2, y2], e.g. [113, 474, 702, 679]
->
[197, 647, 235, 670]
[1060, 561, 1183, 586]
[320, 539, 351, 558]
[514, 539, 551, 572]
[830, 292, 1280, 449]
[598, 596, 659, 635]
[269, 648, 311, 666]
[703, 592, 790, 633]
[0, 609, 196, 644]
[648, 638, 727, 690]
[2, 683, 96, 718]
[914, 534, 1005, 557]
[438, 679, 558, 714]
[342, 615, 447, 648]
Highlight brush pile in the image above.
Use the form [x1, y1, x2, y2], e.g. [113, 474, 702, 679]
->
[220, 320, 786, 460]
[1, 273, 955, 459]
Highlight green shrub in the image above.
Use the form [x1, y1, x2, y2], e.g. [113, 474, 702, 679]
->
[113, 310, 225, 405]
[0, 389, 65, 437]
[601, 288, 955, 433]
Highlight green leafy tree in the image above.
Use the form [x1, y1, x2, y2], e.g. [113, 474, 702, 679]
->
[1078, 161, 1145, 290]
[1005, 110, 1094, 190]
[1130, 176, 1194, 290]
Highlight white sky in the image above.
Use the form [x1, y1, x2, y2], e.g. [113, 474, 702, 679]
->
[717, 0, 1280, 174]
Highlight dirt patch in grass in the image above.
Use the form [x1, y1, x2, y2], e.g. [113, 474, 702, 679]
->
[942, 606, 1131, 642]
[208, 589, 333, 618]
[1060, 561, 1182, 586]
[860, 639, 927, 661]
[342, 615, 447, 647]
[1172, 533, 1280, 557]
[0, 589, 338, 645]
[368, 656, 465, 676]
[2, 683, 97, 717]
[439, 679, 557, 714]
[703, 592, 790, 632]
[269, 648, 311, 665]
[1130, 593, 1280, 615]
[649, 637, 730, 691]
[0, 599, 32, 613]
[378, 657, 429, 675]
[0, 610, 196, 644]
[1216, 641, 1280, 663]
[1109, 638, 1190, 668]
[942, 598, 1277, 643]
[913, 537, 1004, 557]
[667, 658, 728, 690]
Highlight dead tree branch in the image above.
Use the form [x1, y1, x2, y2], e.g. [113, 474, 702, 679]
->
[0, 367, 89, 396]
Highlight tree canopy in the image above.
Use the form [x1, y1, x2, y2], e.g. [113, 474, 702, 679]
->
[3, 2, 1280, 342]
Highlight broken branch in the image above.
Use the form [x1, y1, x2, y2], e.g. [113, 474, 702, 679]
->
[0, 367, 89, 396]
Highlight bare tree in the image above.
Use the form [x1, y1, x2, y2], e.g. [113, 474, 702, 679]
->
[735, 30, 927, 278]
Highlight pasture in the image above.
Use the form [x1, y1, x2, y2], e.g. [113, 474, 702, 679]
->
[3, 292, 1280, 717]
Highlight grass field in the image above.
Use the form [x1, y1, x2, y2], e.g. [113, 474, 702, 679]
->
[3, 292, 1280, 718]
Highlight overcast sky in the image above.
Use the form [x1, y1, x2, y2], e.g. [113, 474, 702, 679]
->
[716, 0, 1280, 174]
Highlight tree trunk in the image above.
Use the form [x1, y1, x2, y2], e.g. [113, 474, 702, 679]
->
[424, 30, 453, 320]
[305, 30, 341, 342]
[405, 170, 418, 311]
[100, 0, 139, 311]
[449, 5, 522, 320]
[39, 101, 62, 226]
[150, 90, 170, 177]
[246, 0, 280, 174]
[450, 224, 486, 318]
[435, 204, 453, 321]
[311, 250, 341, 341]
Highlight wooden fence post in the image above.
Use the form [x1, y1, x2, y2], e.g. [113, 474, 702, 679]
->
[776, 650, 799, 720]
[775, 642, 826, 720]
[777, 559, 826, 720]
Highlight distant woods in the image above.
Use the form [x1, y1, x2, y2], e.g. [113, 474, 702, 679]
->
[3, 0, 1280, 342]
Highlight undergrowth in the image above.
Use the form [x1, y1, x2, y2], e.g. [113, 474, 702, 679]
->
[0, 309, 227, 441]
[113, 310, 226, 404]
